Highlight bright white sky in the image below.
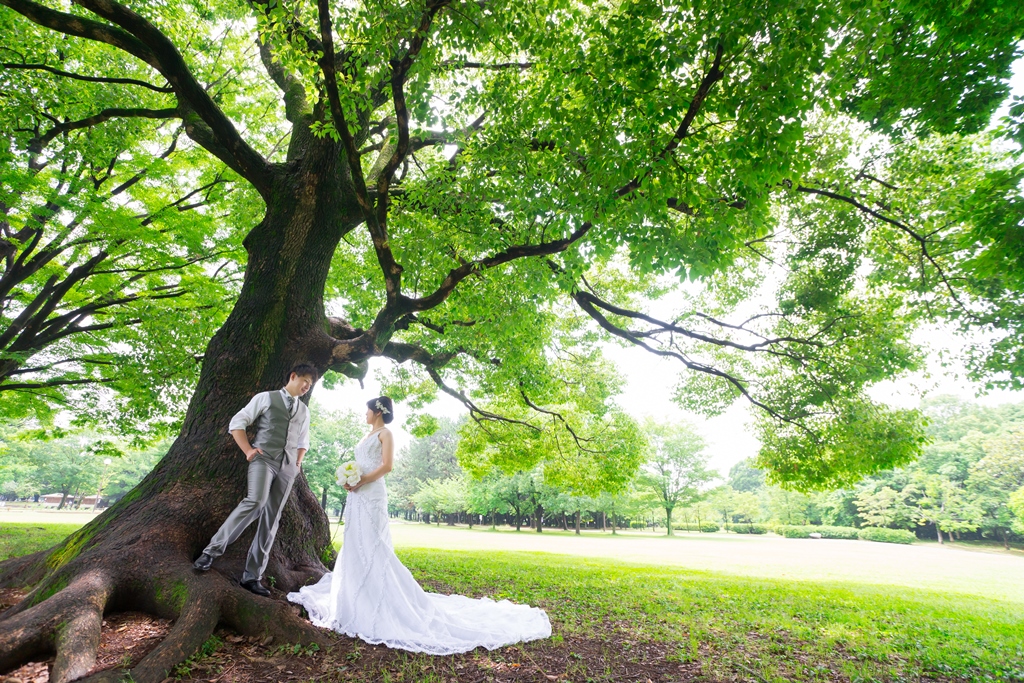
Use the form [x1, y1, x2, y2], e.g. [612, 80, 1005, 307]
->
[315, 327, 1024, 481]
[316, 57, 1024, 480]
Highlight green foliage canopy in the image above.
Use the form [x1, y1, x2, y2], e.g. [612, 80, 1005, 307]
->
[0, 0, 1021, 486]
[0, 10, 258, 433]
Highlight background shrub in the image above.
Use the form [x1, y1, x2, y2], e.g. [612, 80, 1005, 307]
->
[775, 525, 859, 539]
[857, 527, 916, 544]
[727, 523, 769, 534]
[815, 526, 859, 540]
[673, 523, 720, 533]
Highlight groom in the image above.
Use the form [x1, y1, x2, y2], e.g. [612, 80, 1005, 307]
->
[193, 363, 317, 596]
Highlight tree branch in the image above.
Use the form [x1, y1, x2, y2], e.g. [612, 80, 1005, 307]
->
[409, 113, 487, 151]
[519, 388, 599, 453]
[32, 287, 184, 348]
[0, 0, 158, 66]
[573, 290, 832, 354]
[375, 0, 453, 198]
[403, 44, 728, 318]
[569, 288, 816, 438]
[379, 340, 540, 431]
[6, 356, 114, 375]
[0, 377, 115, 392]
[30, 107, 179, 154]
[335, 0, 448, 309]
[1, 0, 275, 196]
[315, 0, 371, 216]
[108, 128, 182, 197]
[406, 222, 593, 313]
[795, 183, 978, 321]
[1, 61, 173, 91]
[75, 0, 274, 195]
[440, 60, 532, 70]
[255, 36, 308, 124]
[617, 43, 725, 199]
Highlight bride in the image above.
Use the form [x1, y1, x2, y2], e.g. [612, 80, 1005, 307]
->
[287, 396, 551, 655]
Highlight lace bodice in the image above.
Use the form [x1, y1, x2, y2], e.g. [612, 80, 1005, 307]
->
[355, 430, 384, 474]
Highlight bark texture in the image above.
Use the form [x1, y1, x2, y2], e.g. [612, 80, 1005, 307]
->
[0, 141, 358, 682]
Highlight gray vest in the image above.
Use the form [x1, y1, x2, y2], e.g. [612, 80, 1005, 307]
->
[252, 391, 294, 461]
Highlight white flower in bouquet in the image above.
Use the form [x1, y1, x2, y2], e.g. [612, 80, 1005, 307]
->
[335, 461, 362, 487]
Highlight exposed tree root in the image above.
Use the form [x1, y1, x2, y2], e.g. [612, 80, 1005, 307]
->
[0, 570, 112, 677]
[0, 426, 332, 682]
[217, 573, 330, 648]
[0, 550, 50, 591]
[119, 589, 220, 683]
[0, 553, 329, 683]
[51, 583, 107, 683]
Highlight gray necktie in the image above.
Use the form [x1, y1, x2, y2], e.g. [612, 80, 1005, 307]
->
[285, 394, 295, 414]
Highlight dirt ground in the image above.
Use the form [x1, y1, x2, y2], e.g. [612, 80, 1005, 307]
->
[0, 587, 696, 683]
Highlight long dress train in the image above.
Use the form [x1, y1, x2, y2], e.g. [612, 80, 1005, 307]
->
[286, 430, 551, 655]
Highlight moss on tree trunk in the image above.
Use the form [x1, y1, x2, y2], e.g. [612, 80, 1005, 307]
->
[0, 146, 359, 683]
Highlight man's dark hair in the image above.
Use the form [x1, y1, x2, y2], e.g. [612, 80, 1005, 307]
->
[288, 363, 319, 382]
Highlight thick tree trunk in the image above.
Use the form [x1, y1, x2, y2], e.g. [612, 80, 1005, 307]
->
[535, 505, 543, 533]
[0, 141, 360, 683]
[666, 508, 674, 536]
[575, 510, 581, 535]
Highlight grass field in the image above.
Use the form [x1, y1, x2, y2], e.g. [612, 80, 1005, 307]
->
[380, 521, 1024, 604]
[0, 522, 83, 563]
[399, 549, 1024, 682]
[3, 517, 1024, 681]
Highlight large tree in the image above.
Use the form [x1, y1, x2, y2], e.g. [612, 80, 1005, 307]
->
[0, 0, 1022, 681]
[640, 420, 715, 535]
[0, 54, 247, 431]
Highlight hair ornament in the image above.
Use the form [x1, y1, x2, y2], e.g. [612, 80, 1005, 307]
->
[375, 399, 391, 415]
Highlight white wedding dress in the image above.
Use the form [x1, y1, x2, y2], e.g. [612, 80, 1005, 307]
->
[287, 429, 551, 655]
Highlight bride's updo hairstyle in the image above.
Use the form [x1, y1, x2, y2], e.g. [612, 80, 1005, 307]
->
[367, 396, 395, 424]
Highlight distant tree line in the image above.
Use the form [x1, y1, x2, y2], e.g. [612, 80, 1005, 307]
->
[707, 397, 1024, 546]
[6, 395, 1021, 547]
[388, 397, 1024, 546]
[0, 426, 166, 509]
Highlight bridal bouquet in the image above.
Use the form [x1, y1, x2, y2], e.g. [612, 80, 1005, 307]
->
[336, 461, 362, 487]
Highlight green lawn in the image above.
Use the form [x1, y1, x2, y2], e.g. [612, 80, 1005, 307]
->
[0, 522, 83, 562]
[397, 549, 1024, 682]
[382, 522, 1024, 604]
[3, 521, 1022, 682]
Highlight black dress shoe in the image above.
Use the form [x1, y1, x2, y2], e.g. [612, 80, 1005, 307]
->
[192, 552, 214, 571]
[241, 579, 271, 597]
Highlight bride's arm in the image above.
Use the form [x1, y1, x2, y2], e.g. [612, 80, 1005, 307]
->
[351, 430, 394, 489]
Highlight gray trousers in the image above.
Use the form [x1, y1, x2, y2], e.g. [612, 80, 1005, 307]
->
[203, 454, 298, 583]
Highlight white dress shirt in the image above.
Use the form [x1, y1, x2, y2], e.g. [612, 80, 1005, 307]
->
[228, 388, 310, 450]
